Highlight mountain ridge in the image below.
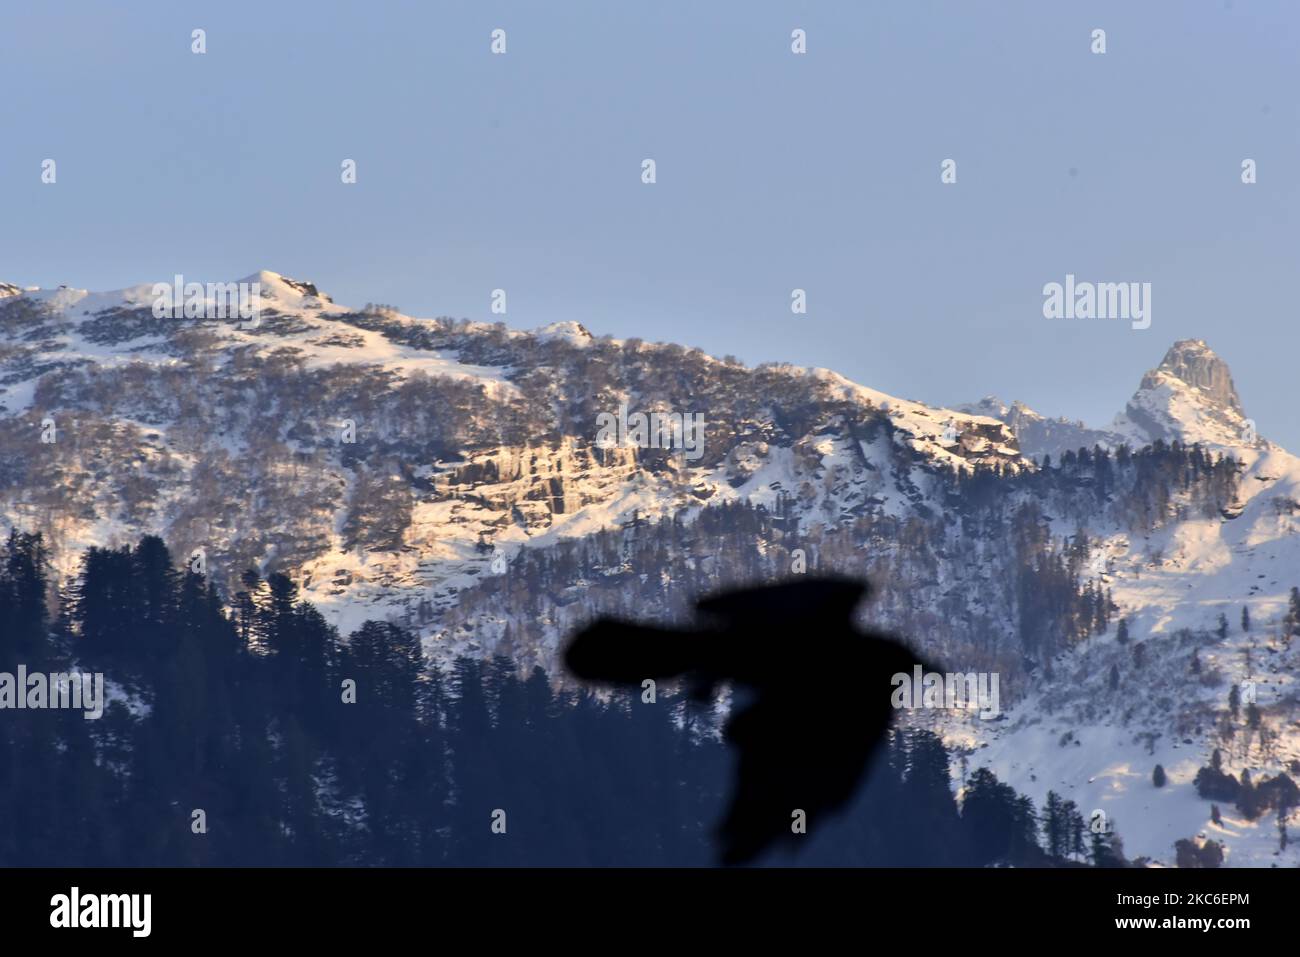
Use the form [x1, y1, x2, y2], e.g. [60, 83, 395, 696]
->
[0, 270, 1027, 642]
[962, 338, 1260, 461]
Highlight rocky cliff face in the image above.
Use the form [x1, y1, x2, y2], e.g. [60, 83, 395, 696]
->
[1148, 339, 1244, 416]
[1118, 338, 1250, 448]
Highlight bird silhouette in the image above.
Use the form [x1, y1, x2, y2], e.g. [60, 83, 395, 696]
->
[564, 575, 931, 866]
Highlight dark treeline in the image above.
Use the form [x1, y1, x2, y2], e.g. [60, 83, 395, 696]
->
[950, 438, 1241, 531]
[0, 530, 1125, 866]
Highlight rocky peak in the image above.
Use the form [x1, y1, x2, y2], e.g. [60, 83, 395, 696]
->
[1142, 339, 1243, 417]
[960, 340, 1253, 459]
[535, 321, 594, 345]
[242, 270, 334, 305]
[1116, 339, 1250, 448]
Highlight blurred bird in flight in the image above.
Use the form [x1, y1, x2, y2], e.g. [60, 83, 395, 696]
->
[565, 576, 928, 866]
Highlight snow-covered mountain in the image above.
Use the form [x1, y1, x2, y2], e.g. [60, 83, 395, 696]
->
[956, 340, 1300, 868]
[962, 339, 1259, 461]
[2, 272, 1297, 867]
[0, 271, 1023, 647]
[1116, 338, 1252, 449]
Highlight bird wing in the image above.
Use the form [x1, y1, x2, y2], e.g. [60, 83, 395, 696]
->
[563, 618, 709, 684]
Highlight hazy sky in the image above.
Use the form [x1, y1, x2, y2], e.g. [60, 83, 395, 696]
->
[3, 1, 1297, 447]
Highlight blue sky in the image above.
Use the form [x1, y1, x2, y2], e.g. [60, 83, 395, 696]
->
[2, 1, 1297, 446]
